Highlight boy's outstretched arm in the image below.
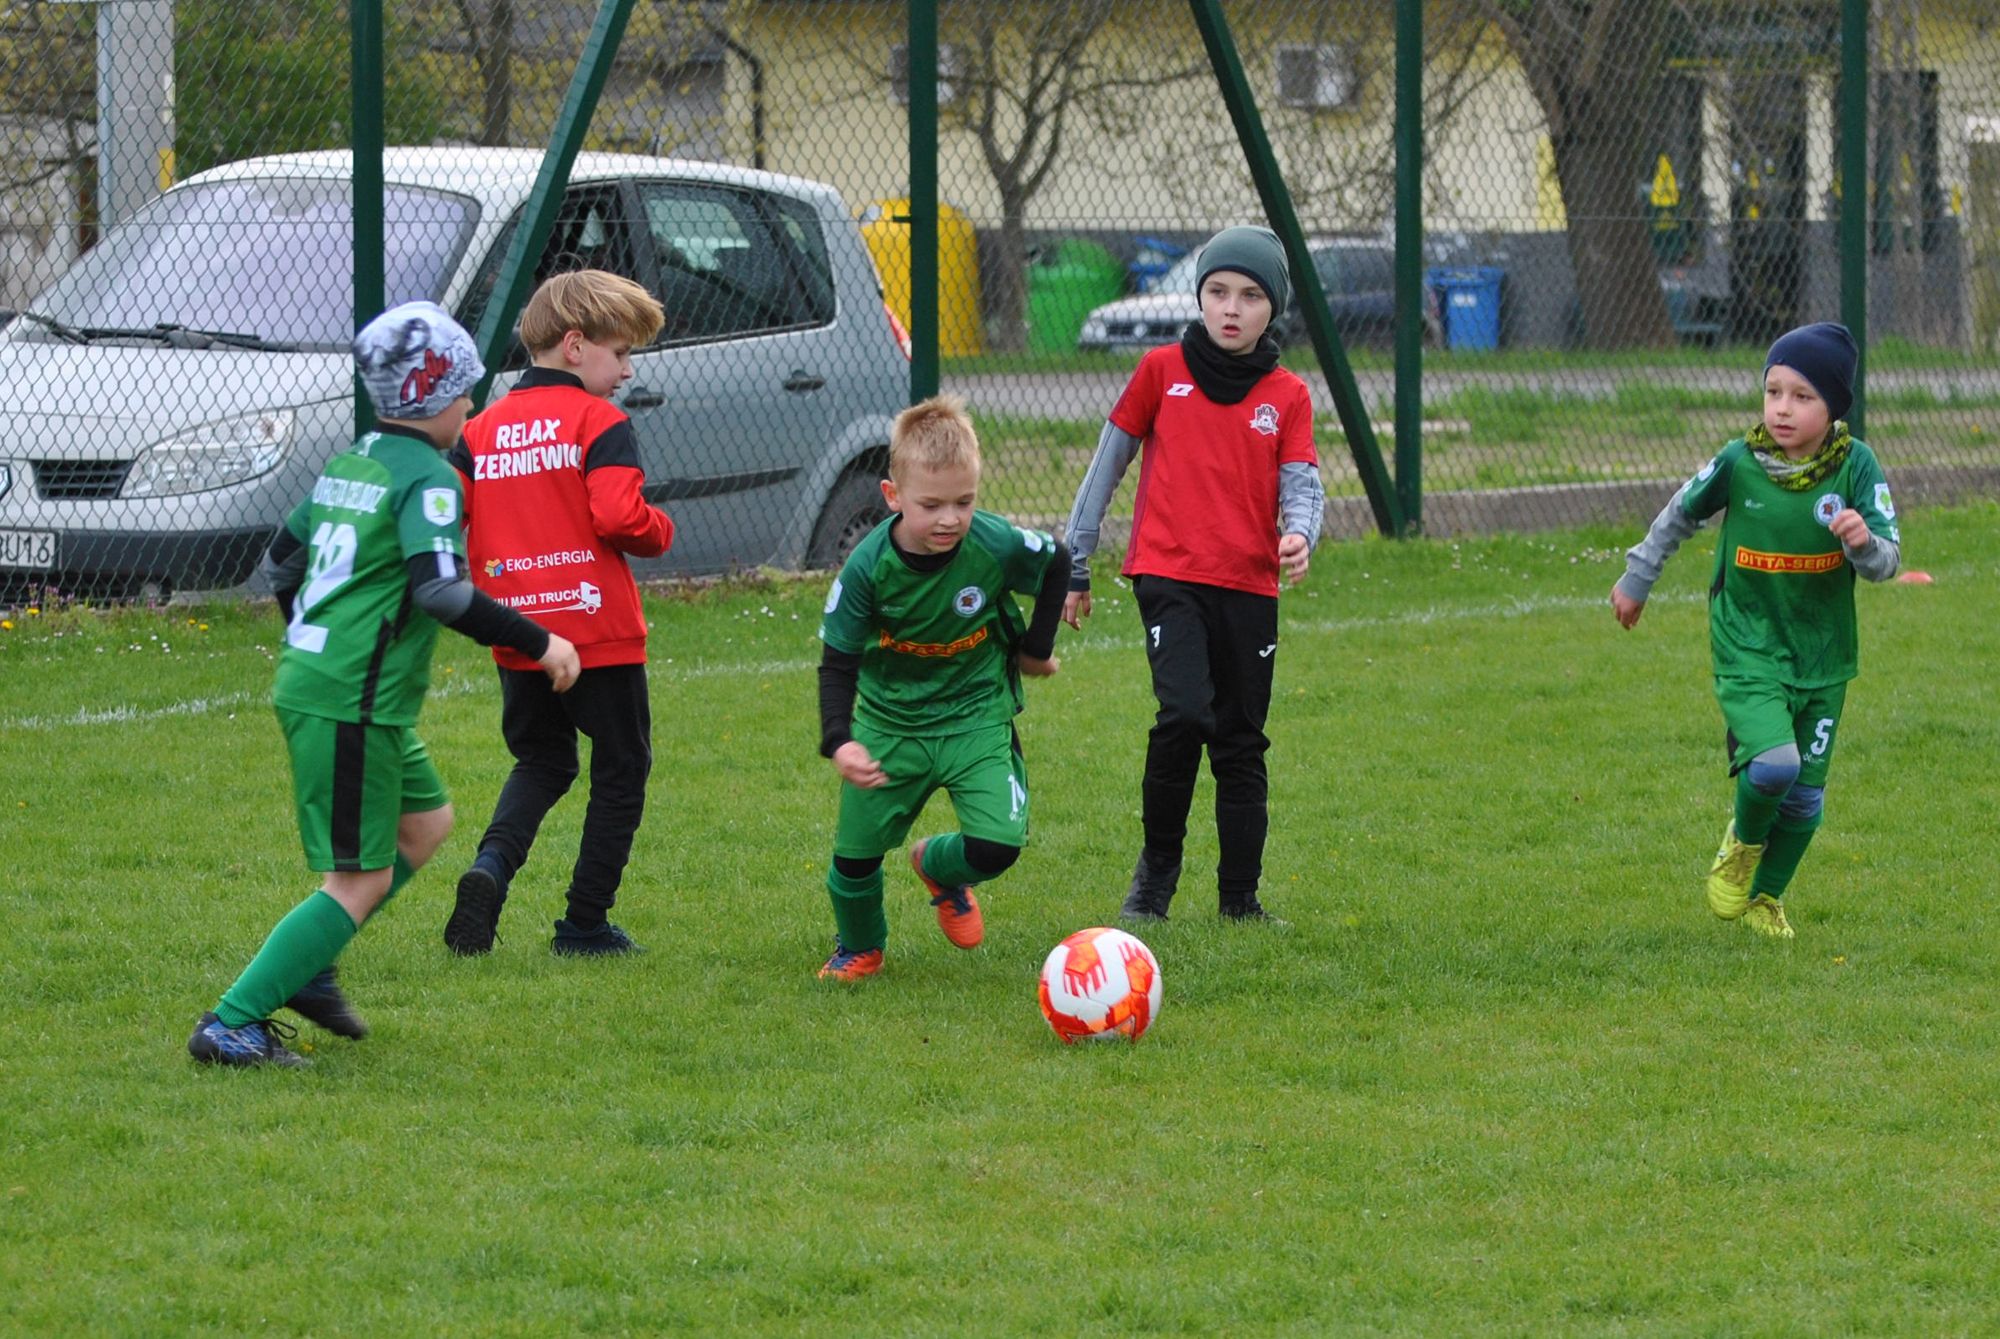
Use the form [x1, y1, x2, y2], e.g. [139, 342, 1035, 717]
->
[1062, 421, 1142, 627]
[408, 554, 579, 690]
[1612, 484, 1703, 629]
[1019, 539, 1070, 677]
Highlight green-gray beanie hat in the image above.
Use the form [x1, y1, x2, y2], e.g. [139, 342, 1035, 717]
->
[1196, 225, 1291, 315]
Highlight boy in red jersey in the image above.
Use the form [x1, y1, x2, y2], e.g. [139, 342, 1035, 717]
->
[444, 270, 670, 956]
[1062, 226, 1325, 924]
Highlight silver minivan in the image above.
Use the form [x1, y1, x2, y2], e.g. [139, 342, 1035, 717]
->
[0, 148, 908, 596]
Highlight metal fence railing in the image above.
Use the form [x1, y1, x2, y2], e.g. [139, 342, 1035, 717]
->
[1, 0, 1995, 598]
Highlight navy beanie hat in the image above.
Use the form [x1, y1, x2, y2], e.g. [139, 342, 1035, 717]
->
[1764, 322, 1857, 422]
[1197, 225, 1292, 315]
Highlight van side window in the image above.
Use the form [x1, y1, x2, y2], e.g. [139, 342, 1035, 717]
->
[638, 183, 830, 343]
[456, 187, 642, 357]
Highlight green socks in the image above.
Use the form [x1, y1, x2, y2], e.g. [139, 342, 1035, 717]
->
[1733, 770, 1785, 845]
[917, 833, 984, 889]
[216, 890, 358, 1028]
[363, 852, 416, 925]
[826, 861, 887, 953]
[1751, 813, 1821, 898]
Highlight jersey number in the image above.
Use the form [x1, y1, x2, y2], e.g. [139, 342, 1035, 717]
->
[287, 521, 359, 654]
[1809, 717, 1834, 758]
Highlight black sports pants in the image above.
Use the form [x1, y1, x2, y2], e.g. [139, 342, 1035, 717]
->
[1132, 574, 1277, 898]
[480, 661, 651, 917]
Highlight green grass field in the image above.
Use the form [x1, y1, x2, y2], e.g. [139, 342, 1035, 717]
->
[4, 505, 1996, 1335]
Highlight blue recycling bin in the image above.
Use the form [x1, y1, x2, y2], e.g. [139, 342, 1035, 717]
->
[1426, 265, 1504, 350]
[1128, 235, 1188, 293]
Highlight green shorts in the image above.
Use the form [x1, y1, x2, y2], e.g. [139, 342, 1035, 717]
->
[833, 721, 1029, 859]
[277, 707, 448, 872]
[1714, 677, 1848, 788]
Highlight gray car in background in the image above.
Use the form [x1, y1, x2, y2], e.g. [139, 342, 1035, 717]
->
[0, 149, 909, 597]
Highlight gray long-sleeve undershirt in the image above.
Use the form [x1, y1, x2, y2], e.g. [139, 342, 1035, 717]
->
[1062, 420, 1326, 590]
[1616, 482, 1901, 604]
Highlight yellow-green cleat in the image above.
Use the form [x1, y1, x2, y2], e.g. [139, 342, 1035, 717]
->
[1705, 821, 1763, 920]
[1743, 894, 1795, 939]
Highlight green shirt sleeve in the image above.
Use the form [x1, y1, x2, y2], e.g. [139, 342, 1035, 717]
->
[1847, 445, 1899, 544]
[395, 457, 468, 569]
[1679, 442, 1739, 521]
[998, 518, 1058, 596]
[819, 547, 877, 654]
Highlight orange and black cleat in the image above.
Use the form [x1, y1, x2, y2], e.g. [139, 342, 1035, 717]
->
[818, 940, 884, 981]
[910, 838, 983, 949]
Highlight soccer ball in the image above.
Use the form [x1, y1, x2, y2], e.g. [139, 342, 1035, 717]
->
[1037, 926, 1162, 1044]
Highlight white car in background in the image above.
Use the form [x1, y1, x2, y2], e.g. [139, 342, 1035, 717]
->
[0, 148, 909, 597]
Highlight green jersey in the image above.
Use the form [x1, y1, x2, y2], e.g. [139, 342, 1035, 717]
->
[1680, 437, 1897, 687]
[820, 510, 1058, 735]
[272, 431, 467, 725]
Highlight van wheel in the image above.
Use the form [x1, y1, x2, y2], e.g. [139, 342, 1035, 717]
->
[806, 469, 889, 569]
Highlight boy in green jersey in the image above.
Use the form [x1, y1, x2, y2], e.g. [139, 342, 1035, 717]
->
[187, 302, 580, 1067]
[1612, 323, 1900, 939]
[814, 395, 1071, 979]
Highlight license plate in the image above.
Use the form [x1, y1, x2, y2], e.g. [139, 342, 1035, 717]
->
[0, 529, 56, 570]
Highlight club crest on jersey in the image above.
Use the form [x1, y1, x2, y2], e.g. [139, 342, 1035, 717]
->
[953, 585, 987, 618]
[422, 488, 458, 525]
[1813, 492, 1845, 526]
[1249, 403, 1279, 436]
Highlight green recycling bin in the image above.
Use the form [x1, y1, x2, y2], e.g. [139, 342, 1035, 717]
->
[1026, 238, 1126, 353]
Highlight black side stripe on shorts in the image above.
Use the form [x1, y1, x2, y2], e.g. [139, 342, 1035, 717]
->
[331, 721, 366, 871]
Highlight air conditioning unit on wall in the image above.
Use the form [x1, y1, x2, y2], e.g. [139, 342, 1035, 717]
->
[1276, 44, 1356, 111]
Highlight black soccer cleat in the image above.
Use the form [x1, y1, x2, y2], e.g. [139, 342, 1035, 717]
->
[284, 965, 368, 1039]
[1119, 850, 1182, 922]
[443, 866, 505, 956]
[551, 918, 644, 957]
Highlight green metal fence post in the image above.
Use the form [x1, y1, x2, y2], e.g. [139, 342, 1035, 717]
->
[1185, 0, 1404, 537]
[470, 0, 639, 407]
[351, 0, 383, 436]
[1393, 0, 1423, 534]
[1839, 0, 1868, 438]
[908, 0, 940, 403]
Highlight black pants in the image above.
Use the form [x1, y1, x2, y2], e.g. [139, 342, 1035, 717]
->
[480, 662, 651, 917]
[1133, 575, 1277, 898]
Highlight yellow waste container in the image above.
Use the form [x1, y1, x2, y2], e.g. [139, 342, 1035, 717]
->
[858, 198, 984, 356]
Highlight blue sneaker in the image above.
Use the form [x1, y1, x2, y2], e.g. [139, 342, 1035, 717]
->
[284, 965, 368, 1039]
[187, 1012, 309, 1068]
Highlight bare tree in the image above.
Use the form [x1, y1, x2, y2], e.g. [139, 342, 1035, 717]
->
[1476, 0, 1679, 348]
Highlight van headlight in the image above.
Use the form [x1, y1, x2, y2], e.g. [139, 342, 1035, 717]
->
[122, 409, 295, 497]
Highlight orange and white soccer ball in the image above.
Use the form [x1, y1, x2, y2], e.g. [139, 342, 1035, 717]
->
[1037, 926, 1162, 1044]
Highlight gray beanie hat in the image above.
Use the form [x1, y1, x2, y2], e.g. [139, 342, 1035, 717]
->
[1196, 225, 1292, 315]
[353, 301, 485, 421]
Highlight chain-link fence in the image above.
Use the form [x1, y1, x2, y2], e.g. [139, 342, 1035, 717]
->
[1, 0, 1995, 597]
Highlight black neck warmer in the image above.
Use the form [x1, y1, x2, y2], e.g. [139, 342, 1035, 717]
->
[1179, 321, 1280, 405]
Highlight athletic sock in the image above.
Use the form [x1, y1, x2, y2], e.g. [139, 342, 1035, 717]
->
[918, 833, 984, 889]
[826, 860, 887, 953]
[1733, 769, 1785, 845]
[1751, 814, 1821, 898]
[215, 890, 359, 1028]
[362, 852, 417, 926]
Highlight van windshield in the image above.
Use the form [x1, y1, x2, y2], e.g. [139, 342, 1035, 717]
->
[25, 177, 477, 351]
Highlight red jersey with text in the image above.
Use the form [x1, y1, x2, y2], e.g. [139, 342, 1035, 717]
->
[1109, 345, 1317, 596]
[452, 369, 672, 670]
